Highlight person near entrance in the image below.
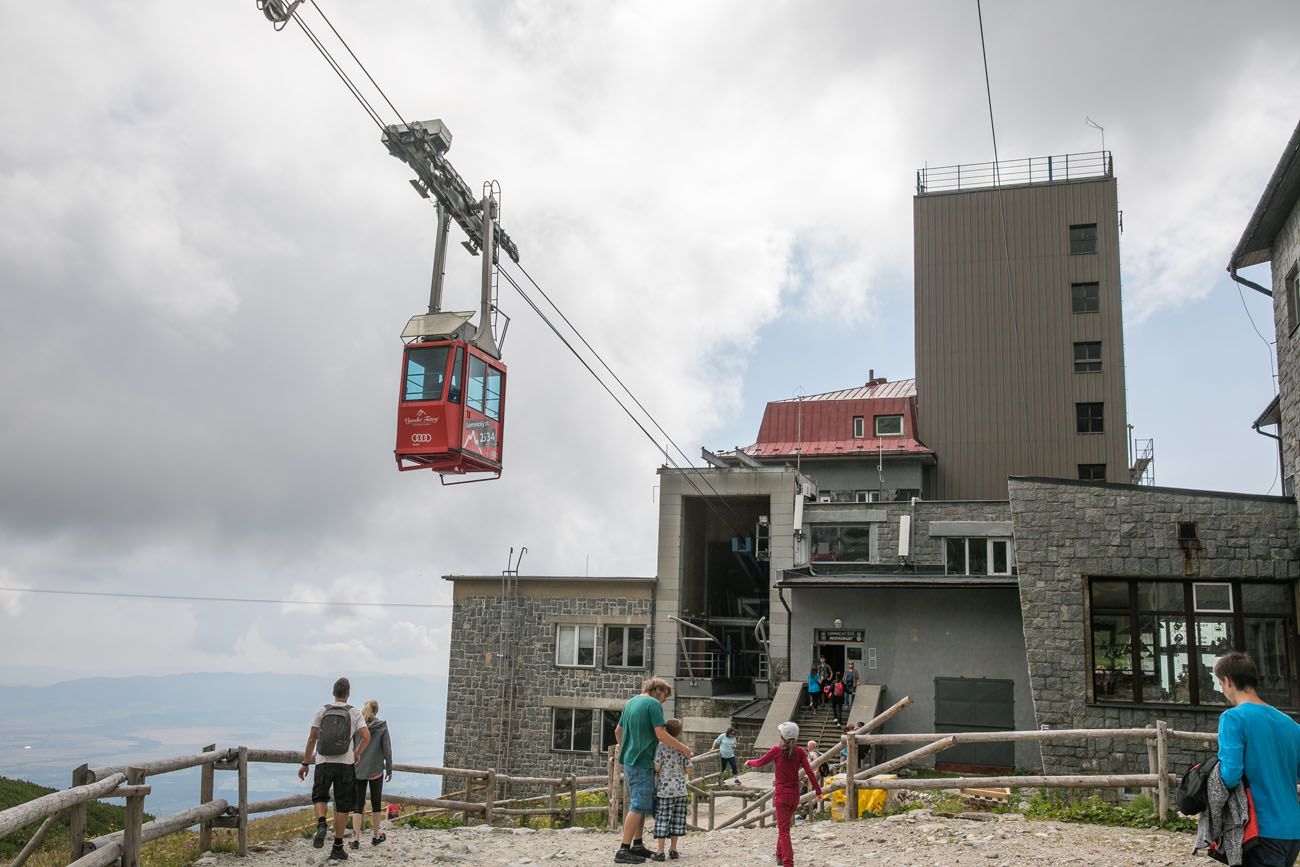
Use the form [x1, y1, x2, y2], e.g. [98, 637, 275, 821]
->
[805, 665, 822, 710]
[614, 677, 693, 864]
[843, 661, 858, 710]
[829, 673, 846, 726]
[817, 655, 832, 687]
[1213, 652, 1300, 866]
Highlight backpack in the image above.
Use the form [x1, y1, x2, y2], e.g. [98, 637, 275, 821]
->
[1175, 756, 1218, 816]
[834, 681, 845, 697]
[318, 704, 354, 756]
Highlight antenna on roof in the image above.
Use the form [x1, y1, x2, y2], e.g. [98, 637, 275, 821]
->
[794, 386, 805, 476]
[1085, 116, 1105, 154]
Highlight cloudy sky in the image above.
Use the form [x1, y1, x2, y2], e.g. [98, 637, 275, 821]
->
[2, 1, 1298, 684]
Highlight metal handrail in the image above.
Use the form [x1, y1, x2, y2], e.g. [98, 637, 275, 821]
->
[917, 150, 1112, 194]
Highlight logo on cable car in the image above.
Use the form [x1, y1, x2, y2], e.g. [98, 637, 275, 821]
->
[404, 409, 439, 426]
[411, 433, 433, 444]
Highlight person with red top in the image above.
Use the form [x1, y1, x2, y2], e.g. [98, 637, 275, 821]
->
[746, 721, 823, 867]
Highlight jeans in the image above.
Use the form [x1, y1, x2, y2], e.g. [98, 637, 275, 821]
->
[720, 755, 738, 776]
[1245, 838, 1300, 867]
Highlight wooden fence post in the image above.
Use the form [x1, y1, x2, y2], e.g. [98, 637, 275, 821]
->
[568, 775, 579, 829]
[1155, 721, 1169, 825]
[237, 746, 249, 856]
[845, 733, 859, 822]
[68, 764, 89, 862]
[549, 781, 559, 829]
[121, 768, 145, 867]
[461, 778, 474, 826]
[1144, 724, 1158, 802]
[606, 746, 617, 831]
[199, 744, 216, 854]
[483, 770, 496, 825]
[707, 791, 715, 831]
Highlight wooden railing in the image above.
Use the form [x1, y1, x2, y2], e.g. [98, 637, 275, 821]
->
[0, 745, 630, 867]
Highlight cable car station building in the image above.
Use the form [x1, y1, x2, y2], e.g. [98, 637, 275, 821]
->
[443, 135, 1300, 781]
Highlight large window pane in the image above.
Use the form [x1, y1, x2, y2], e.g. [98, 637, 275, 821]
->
[572, 710, 593, 752]
[467, 356, 487, 413]
[946, 538, 965, 574]
[1139, 613, 1190, 704]
[605, 627, 625, 667]
[811, 526, 870, 563]
[403, 346, 449, 401]
[557, 626, 576, 666]
[992, 540, 1010, 575]
[485, 367, 503, 421]
[601, 710, 619, 751]
[1195, 617, 1235, 707]
[1091, 580, 1129, 609]
[626, 628, 645, 668]
[1092, 612, 1134, 701]
[968, 540, 988, 575]
[1136, 582, 1185, 612]
[552, 708, 574, 751]
[577, 625, 596, 666]
[1245, 617, 1292, 706]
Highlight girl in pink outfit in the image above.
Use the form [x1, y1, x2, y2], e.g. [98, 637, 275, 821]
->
[746, 721, 823, 867]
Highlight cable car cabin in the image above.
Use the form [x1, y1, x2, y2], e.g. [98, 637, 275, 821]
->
[395, 340, 506, 475]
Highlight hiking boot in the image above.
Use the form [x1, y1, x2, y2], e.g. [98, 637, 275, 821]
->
[613, 849, 646, 864]
[371, 832, 386, 846]
[628, 843, 654, 858]
[328, 845, 348, 861]
[312, 824, 327, 848]
[348, 840, 360, 851]
[649, 854, 665, 863]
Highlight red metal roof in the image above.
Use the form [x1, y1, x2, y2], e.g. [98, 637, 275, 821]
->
[743, 378, 933, 459]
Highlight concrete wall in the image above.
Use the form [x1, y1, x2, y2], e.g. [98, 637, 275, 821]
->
[786, 585, 1040, 769]
[1009, 477, 1300, 775]
[443, 578, 653, 781]
[1272, 197, 1300, 497]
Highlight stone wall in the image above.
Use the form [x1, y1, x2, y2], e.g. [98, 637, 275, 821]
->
[1009, 477, 1300, 775]
[443, 581, 653, 783]
[805, 499, 1012, 568]
[1271, 197, 1300, 498]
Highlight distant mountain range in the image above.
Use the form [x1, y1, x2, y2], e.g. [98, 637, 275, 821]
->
[0, 671, 448, 817]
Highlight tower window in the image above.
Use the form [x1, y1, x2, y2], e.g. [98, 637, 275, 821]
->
[1074, 341, 1102, 373]
[1076, 402, 1104, 434]
[1072, 282, 1100, 313]
[1070, 223, 1098, 255]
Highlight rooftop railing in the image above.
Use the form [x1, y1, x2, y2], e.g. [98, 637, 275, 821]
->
[916, 150, 1112, 195]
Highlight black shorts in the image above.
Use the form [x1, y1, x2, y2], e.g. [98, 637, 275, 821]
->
[312, 763, 357, 812]
[355, 776, 383, 813]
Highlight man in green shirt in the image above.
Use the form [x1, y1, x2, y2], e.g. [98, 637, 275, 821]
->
[614, 677, 693, 864]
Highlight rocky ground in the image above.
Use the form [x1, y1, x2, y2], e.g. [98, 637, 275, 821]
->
[201, 809, 1199, 867]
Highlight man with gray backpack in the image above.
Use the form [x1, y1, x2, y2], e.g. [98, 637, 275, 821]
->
[298, 677, 370, 860]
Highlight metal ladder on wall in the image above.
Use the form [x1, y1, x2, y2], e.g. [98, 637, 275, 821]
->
[496, 547, 525, 777]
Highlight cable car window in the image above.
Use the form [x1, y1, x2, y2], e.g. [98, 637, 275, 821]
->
[485, 366, 503, 421]
[404, 346, 450, 402]
[448, 346, 464, 404]
[467, 355, 487, 413]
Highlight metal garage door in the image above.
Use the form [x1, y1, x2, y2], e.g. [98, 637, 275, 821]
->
[934, 676, 1015, 771]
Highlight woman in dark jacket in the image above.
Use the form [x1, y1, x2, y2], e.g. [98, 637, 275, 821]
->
[350, 699, 393, 847]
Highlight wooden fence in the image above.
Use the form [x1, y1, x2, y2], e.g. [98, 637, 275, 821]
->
[0, 711, 1222, 865]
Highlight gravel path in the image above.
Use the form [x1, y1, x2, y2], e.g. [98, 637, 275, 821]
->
[200, 810, 1197, 867]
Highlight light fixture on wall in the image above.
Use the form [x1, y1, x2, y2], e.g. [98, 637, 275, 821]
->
[833, 618, 844, 629]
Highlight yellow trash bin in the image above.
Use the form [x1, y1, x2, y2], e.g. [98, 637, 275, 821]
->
[828, 774, 896, 820]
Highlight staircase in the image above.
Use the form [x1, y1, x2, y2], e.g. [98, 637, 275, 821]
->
[793, 701, 848, 752]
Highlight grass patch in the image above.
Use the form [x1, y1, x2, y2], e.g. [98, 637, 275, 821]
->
[1023, 791, 1195, 833]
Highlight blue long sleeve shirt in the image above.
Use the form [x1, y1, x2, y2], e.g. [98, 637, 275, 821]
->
[1216, 702, 1300, 840]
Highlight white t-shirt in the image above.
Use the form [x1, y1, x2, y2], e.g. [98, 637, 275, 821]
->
[311, 702, 366, 764]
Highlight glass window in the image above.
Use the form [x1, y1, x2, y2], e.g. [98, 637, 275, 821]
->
[1074, 341, 1102, 373]
[600, 710, 620, 752]
[467, 355, 487, 413]
[945, 538, 1013, 575]
[852, 416, 864, 438]
[403, 345, 450, 402]
[875, 415, 903, 436]
[556, 624, 596, 667]
[1070, 223, 1098, 255]
[448, 346, 464, 404]
[1287, 265, 1299, 333]
[991, 539, 1010, 575]
[1092, 612, 1135, 701]
[810, 525, 871, 563]
[1076, 402, 1104, 434]
[967, 539, 988, 575]
[1078, 464, 1107, 481]
[945, 538, 965, 574]
[552, 708, 593, 752]
[606, 626, 645, 669]
[1088, 578, 1295, 707]
[1071, 282, 1100, 313]
[485, 366, 503, 421]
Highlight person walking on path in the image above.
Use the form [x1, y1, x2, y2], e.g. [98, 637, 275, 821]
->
[1214, 652, 1300, 866]
[843, 661, 858, 711]
[829, 673, 846, 726]
[614, 677, 693, 864]
[298, 677, 370, 861]
[712, 727, 738, 779]
[349, 699, 393, 849]
[650, 718, 692, 861]
[805, 666, 821, 710]
[747, 722, 822, 867]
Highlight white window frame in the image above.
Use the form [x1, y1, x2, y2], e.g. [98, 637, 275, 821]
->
[555, 624, 597, 668]
[945, 537, 1013, 575]
[874, 414, 904, 437]
[605, 625, 646, 669]
[551, 707, 595, 752]
[1193, 582, 1234, 614]
[852, 416, 865, 438]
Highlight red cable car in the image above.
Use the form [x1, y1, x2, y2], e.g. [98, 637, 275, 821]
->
[395, 331, 506, 476]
